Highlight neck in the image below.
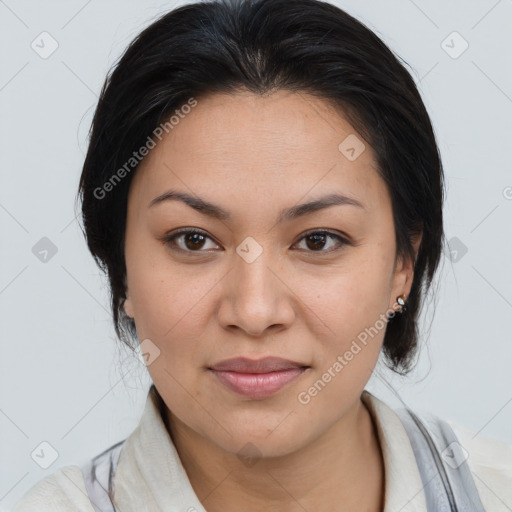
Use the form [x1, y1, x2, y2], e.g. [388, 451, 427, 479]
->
[162, 393, 385, 512]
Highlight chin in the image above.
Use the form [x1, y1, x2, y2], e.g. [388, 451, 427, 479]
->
[207, 419, 309, 460]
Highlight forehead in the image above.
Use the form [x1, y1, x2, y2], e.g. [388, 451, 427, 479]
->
[129, 90, 386, 214]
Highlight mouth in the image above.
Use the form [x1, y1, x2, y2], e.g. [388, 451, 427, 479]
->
[208, 356, 310, 399]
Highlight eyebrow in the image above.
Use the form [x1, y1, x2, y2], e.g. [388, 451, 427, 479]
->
[148, 189, 364, 223]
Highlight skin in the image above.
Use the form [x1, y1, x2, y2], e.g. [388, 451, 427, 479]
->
[123, 90, 421, 512]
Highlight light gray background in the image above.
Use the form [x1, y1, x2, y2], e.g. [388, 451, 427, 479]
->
[1, 0, 511, 508]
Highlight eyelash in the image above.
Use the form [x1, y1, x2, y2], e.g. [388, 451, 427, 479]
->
[161, 228, 350, 255]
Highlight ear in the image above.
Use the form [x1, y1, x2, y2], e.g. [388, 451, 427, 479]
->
[123, 292, 135, 319]
[389, 231, 422, 310]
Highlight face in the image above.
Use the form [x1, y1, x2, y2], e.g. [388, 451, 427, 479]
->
[123, 90, 418, 458]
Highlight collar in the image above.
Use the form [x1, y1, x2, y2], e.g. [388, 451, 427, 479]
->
[113, 385, 427, 511]
[361, 389, 427, 511]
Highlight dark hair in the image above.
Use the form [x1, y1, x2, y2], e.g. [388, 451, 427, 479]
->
[77, 0, 445, 376]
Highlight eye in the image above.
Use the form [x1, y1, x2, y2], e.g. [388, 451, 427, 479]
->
[161, 228, 350, 255]
[293, 230, 349, 253]
[162, 228, 220, 253]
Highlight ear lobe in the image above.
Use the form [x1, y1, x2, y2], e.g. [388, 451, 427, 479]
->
[123, 294, 134, 319]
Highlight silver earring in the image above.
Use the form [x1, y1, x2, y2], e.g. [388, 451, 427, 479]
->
[397, 294, 407, 314]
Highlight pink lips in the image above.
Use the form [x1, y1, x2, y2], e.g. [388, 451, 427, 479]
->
[208, 357, 309, 399]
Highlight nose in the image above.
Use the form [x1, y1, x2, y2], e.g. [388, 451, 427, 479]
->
[216, 248, 296, 337]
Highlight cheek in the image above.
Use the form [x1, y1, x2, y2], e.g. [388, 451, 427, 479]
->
[125, 225, 211, 337]
[300, 255, 393, 333]
[292, 271, 390, 415]
[129, 265, 217, 343]
[293, 252, 394, 380]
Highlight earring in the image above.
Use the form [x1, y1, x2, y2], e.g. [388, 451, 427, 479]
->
[396, 294, 407, 314]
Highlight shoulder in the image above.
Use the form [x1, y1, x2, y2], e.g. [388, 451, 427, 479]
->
[446, 419, 512, 511]
[12, 465, 95, 512]
[363, 391, 512, 510]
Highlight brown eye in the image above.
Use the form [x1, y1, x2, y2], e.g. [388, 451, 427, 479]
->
[294, 230, 348, 253]
[182, 232, 207, 250]
[162, 229, 220, 253]
[305, 233, 328, 251]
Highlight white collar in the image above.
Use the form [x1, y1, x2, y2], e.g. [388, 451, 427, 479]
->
[113, 386, 427, 511]
[361, 389, 427, 511]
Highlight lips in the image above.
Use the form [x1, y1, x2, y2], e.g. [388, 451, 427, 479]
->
[209, 356, 308, 373]
[208, 356, 310, 399]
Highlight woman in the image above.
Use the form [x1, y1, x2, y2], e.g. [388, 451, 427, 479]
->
[13, 0, 512, 510]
